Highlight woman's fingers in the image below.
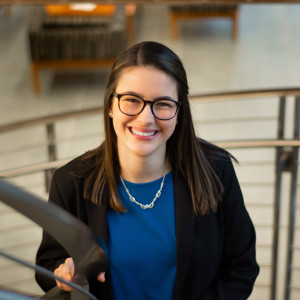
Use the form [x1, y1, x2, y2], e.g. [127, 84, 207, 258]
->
[54, 257, 75, 291]
[54, 257, 105, 291]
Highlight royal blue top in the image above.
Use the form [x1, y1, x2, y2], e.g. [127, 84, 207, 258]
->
[107, 172, 177, 300]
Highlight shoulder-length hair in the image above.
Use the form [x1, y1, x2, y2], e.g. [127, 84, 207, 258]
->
[81, 41, 227, 216]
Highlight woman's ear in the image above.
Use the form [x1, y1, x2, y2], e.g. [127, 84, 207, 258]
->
[109, 111, 113, 118]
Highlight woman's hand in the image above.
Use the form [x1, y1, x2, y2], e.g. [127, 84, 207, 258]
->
[54, 257, 75, 291]
[54, 257, 106, 291]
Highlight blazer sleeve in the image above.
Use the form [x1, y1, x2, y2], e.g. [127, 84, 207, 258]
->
[35, 170, 72, 292]
[200, 158, 259, 300]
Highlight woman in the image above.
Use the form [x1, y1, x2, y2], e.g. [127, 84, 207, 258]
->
[36, 41, 259, 300]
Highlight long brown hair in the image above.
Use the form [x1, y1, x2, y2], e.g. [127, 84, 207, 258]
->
[81, 41, 228, 215]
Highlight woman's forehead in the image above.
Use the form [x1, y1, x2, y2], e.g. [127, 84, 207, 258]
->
[115, 65, 177, 98]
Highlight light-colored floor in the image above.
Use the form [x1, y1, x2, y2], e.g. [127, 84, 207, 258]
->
[0, 4, 300, 299]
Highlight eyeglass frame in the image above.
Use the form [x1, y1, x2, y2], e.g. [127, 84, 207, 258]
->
[112, 93, 181, 120]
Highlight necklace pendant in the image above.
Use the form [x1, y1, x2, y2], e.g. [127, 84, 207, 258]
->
[142, 203, 154, 209]
[120, 162, 167, 210]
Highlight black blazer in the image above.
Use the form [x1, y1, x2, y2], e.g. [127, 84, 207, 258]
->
[36, 151, 259, 300]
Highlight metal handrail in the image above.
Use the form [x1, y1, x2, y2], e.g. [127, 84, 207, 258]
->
[189, 87, 300, 101]
[0, 139, 299, 178]
[0, 107, 103, 134]
[0, 179, 108, 300]
[0, 159, 71, 177]
[0, 289, 36, 300]
[0, 248, 97, 300]
[0, 87, 299, 134]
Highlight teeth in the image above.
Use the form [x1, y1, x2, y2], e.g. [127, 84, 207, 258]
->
[132, 129, 156, 136]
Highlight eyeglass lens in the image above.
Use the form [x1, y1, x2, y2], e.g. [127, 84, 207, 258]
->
[118, 94, 178, 120]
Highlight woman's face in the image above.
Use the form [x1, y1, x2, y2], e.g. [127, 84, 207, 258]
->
[110, 65, 178, 161]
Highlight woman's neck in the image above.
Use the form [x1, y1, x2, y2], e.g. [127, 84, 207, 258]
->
[119, 155, 169, 183]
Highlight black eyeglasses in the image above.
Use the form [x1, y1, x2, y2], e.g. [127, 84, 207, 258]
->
[113, 93, 181, 120]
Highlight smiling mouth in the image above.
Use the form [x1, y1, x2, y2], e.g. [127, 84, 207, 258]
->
[131, 128, 156, 137]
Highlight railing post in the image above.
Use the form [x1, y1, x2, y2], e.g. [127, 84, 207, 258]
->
[45, 123, 57, 193]
[271, 96, 286, 300]
[284, 95, 300, 300]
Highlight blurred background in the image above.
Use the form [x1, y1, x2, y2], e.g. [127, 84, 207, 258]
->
[0, 3, 299, 300]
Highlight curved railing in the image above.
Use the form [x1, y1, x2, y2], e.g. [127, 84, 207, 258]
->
[190, 87, 300, 101]
[0, 139, 299, 178]
[0, 178, 108, 299]
[0, 87, 299, 189]
[0, 87, 299, 136]
[0, 87, 299, 300]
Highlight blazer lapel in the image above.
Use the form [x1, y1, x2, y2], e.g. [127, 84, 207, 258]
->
[173, 170, 196, 300]
[84, 190, 115, 300]
[84, 188, 109, 244]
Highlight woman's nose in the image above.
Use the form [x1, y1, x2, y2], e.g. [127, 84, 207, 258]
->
[137, 103, 155, 124]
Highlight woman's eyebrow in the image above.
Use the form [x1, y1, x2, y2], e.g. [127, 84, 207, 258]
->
[153, 96, 177, 101]
[117, 91, 141, 97]
[117, 91, 177, 101]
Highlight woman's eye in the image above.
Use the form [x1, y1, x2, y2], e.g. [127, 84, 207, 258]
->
[124, 97, 140, 104]
[156, 101, 172, 108]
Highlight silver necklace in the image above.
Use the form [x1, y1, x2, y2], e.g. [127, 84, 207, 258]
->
[120, 163, 167, 210]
